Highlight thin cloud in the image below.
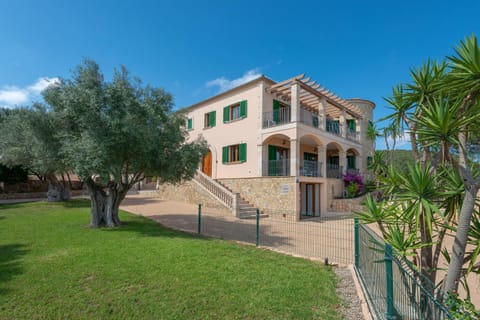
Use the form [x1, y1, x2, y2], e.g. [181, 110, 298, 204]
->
[0, 77, 59, 108]
[377, 131, 412, 150]
[206, 69, 262, 93]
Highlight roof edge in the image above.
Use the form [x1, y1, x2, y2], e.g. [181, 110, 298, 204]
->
[183, 75, 276, 111]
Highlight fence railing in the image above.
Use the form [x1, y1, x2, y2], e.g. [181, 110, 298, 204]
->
[346, 128, 359, 141]
[263, 159, 290, 176]
[327, 164, 343, 179]
[300, 108, 321, 128]
[355, 219, 453, 320]
[300, 160, 322, 177]
[193, 170, 238, 215]
[195, 206, 354, 265]
[263, 108, 291, 128]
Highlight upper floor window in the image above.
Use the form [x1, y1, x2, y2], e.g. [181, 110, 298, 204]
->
[346, 119, 356, 132]
[222, 143, 247, 164]
[186, 118, 193, 130]
[223, 100, 247, 123]
[204, 111, 216, 129]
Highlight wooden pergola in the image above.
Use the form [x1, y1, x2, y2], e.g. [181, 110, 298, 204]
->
[266, 74, 363, 119]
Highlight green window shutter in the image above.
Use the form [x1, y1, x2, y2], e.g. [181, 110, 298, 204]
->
[347, 156, 355, 169]
[223, 106, 230, 123]
[348, 119, 356, 131]
[209, 111, 216, 127]
[268, 145, 276, 161]
[239, 143, 247, 162]
[222, 146, 229, 164]
[268, 145, 276, 176]
[312, 115, 318, 127]
[273, 100, 280, 122]
[187, 118, 192, 130]
[240, 100, 247, 119]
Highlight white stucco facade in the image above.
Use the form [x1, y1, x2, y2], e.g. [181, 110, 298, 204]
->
[184, 74, 375, 218]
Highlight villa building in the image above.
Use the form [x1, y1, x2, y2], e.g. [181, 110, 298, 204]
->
[167, 74, 374, 219]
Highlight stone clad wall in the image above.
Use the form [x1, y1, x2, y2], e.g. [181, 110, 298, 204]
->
[329, 195, 366, 213]
[218, 177, 297, 214]
[156, 181, 230, 211]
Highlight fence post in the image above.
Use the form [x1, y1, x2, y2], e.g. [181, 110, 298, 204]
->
[354, 217, 359, 268]
[256, 208, 260, 247]
[197, 204, 202, 234]
[385, 243, 396, 320]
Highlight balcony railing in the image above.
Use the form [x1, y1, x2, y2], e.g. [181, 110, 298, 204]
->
[346, 128, 359, 141]
[300, 160, 323, 177]
[327, 164, 343, 179]
[300, 108, 320, 128]
[326, 119, 341, 136]
[263, 159, 290, 176]
[346, 168, 360, 175]
[263, 108, 291, 128]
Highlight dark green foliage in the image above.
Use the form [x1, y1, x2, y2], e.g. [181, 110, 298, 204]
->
[0, 165, 29, 185]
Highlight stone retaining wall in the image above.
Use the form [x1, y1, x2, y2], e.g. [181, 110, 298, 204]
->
[329, 195, 366, 213]
[156, 181, 229, 211]
[217, 177, 297, 214]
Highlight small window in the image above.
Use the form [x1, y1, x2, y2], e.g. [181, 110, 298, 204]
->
[222, 143, 247, 164]
[223, 100, 247, 123]
[204, 111, 216, 129]
[186, 118, 193, 130]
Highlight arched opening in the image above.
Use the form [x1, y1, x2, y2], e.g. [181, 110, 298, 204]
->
[262, 134, 291, 176]
[299, 134, 324, 177]
[326, 142, 343, 179]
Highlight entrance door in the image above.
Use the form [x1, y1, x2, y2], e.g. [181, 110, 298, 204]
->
[202, 150, 212, 177]
[301, 183, 320, 218]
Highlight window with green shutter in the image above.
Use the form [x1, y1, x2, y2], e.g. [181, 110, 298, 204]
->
[347, 119, 356, 131]
[187, 118, 193, 130]
[367, 156, 373, 167]
[204, 111, 216, 128]
[273, 100, 280, 122]
[223, 100, 247, 123]
[222, 143, 247, 164]
[347, 155, 356, 169]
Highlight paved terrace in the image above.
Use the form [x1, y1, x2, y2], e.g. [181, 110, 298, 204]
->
[121, 194, 355, 265]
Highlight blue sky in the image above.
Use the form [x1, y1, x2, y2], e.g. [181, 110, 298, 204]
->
[0, 0, 478, 148]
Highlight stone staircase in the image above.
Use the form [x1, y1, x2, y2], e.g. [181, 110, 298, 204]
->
[216, 181, 259, 219]
[192, 170, 260, 219]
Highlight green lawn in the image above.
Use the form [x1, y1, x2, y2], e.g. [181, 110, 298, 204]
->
[0, 200, 342, 320]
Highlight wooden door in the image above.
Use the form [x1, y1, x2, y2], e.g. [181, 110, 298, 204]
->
[202, 150, 212, 177]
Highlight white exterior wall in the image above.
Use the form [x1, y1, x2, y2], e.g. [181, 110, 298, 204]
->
[186, 81, 263, 179]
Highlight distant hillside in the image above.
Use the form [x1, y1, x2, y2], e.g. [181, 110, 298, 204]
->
[377, 149, 415, 174]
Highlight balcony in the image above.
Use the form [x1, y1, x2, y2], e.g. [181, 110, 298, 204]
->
[326, 119, 341, 136]
[263, 159, 290, 176]
[300, 108, 320, 128]
[263, 107, 291, 128]
[327, 164, 343, 179]
[300, 160, 323, 177]
[346, 168, 360, 175]
[346, 128, 359, 141]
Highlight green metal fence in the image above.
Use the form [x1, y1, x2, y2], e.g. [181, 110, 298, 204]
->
[354, 218, 453, 320]
[196, 206, 354, 265]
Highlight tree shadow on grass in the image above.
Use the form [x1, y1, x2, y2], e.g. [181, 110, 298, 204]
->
[0, 244, 29, 295]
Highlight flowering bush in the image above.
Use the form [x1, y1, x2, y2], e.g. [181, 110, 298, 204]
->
[343, 173, 363, 197]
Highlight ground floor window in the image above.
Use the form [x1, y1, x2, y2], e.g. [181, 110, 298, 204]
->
[222, 143, 247, 164]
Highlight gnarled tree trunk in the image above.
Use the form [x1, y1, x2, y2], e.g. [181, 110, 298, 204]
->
[85, 177, 127, 228]
[46, 175, 71, 202]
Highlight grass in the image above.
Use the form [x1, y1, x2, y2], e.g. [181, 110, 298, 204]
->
[0, 200, 342, 320]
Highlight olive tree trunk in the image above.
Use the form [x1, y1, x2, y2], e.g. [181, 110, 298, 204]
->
[46, 175, 71, 202]
[85, 178, 127, 228]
